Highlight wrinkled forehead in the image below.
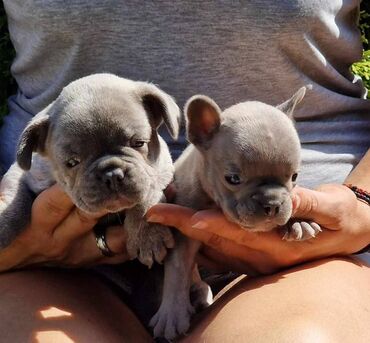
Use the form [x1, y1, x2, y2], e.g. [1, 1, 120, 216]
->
[218, 152, 298, 178]
[50, 95, 152, 150]
[211, 128, 300, 177]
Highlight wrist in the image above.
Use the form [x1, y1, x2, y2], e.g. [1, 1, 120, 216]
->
[354, 201, 370, 253]
[342, 183, 370, 251]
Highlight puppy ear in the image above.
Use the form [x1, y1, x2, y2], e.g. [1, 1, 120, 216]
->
[185, 95, 222, 148]
[276, 85, 311, 119]
[137, 83, 181, 140]
[16, 105, 51, 170]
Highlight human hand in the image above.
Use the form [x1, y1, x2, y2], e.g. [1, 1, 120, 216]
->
[146, 184, 370, 275]
[0, 184, 128, 272]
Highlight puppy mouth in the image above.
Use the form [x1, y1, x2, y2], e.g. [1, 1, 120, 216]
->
[104, 196, 136, 212]
[226, 213, 284, 232]
[222, 211, 258, 230]
[78, 195, 135, 214]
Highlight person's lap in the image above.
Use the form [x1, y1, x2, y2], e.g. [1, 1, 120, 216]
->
[183, 256, 370, 343]
[0, 257, 369, 343]
[0, 268, 152, 343]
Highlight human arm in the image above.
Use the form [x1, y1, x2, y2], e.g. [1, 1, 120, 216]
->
[0, 184, 128, 272]
[146, 150, 370, 275]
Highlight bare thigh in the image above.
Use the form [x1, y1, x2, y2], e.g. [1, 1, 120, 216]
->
[0, 268, 152, 343]
[184, 257, 370, 343]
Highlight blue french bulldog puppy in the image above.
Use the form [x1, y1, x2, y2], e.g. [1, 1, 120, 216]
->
[151, 86, 321, 340]
[0, 73, 181, 268]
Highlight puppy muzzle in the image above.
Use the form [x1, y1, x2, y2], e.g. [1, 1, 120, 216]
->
[219, 187, 292, 231]
[73, 155, 156, 213]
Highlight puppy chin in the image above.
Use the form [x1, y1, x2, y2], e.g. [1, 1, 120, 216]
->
[104, 198, 136, 213]
[238, 220, 276, 232]
[220, 210, 269, 231]
[76, 196, 135, 215]
[225, 212, 290, 233]
[239, 213, 291, 232]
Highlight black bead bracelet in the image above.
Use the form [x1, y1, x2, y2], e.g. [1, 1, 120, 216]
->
[344, 184, 370, 254]
[345, 184, 370, 206]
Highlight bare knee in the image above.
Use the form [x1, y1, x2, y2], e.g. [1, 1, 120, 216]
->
[262, 319, 340, 343]
[0, 269, 152, 343]
[185, 319, 335, 343]
[184, 257, 370, 343]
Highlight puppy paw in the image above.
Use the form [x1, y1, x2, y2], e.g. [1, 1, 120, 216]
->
[126, 223, 174, 268]
[282, 220, 322, 241]
[190, 281, 213, 312]
[150, 300, 195, 340]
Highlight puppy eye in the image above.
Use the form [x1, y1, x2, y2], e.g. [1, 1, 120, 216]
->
[292, 173, 298, 182]
[225, 174, 241, 185]
[66, 157, 80, 168]
[131, 140, 146, 148]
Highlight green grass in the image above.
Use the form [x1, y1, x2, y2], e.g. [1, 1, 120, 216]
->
[352, 50, 370, 97]
[351, 3, 370, 98]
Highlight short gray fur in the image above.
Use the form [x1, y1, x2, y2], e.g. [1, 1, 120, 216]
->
[0, 74, 181, 268]
[1, 1, 370, 189]
[150, 87, 321, 340]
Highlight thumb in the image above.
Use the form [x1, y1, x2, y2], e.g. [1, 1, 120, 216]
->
[292, 186, 336, 220]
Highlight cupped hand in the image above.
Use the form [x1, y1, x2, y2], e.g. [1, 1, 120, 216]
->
[0, 184, 128, 272]
[146, 184, 370, 275]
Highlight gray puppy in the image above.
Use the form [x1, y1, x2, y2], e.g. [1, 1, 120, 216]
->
[150, 86, 321, 339]
[0, 73, 181, 267]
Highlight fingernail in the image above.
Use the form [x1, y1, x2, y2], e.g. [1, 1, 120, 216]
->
[192, 221, 208, 230]
[146, 214, 163, 223]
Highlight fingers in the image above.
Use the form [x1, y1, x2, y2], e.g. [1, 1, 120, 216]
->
[76, 225, 128, 266]
[31, 184, 74, 230]
[147, 204, 280, 249]
[40, 225, 129, 267]
[292, 185, 352, 222]
[147, 204, 230, 246]
[105, 225, 128, 255]
[146, 203, 197, 234]
[291, 186, 321, 217]
[52, 207, 101, 244]
[191, 209, 263, 245]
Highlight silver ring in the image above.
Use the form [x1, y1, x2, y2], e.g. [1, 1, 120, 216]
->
[93, 226, 115, 257]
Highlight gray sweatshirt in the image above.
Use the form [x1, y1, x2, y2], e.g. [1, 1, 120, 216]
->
[1, 0, 370, 188]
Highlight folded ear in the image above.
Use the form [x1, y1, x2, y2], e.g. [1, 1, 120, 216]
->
[184, 95, 222, 149]
[16, 103, 52, 170]
[276, 85, 311, 119]
[137, 83, 181, 140]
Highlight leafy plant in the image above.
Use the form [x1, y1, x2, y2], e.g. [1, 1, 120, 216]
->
[351, 2, 370, 98]
[352, 50, 370, 96]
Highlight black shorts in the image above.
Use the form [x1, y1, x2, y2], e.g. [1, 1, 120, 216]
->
[92, 261, 239, 333]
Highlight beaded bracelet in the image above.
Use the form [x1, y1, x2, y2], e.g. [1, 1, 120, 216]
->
[344, 184, 370, 254]
[344, 184, 370, 206]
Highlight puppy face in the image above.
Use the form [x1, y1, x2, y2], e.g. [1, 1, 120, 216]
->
[185, 88, 306, 231]
[17, 74, 180, 214]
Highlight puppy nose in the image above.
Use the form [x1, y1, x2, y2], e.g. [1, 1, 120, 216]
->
[252, 194, 282, 217]
[102, 168, 124, 191]
[262, 203, 280, 216]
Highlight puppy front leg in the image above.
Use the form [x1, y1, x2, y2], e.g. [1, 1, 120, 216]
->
[190, 264, 213, 311]
[150, 235, 201, 340]
[0, 165, 34, 248]
[125, 192, 174, 268]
